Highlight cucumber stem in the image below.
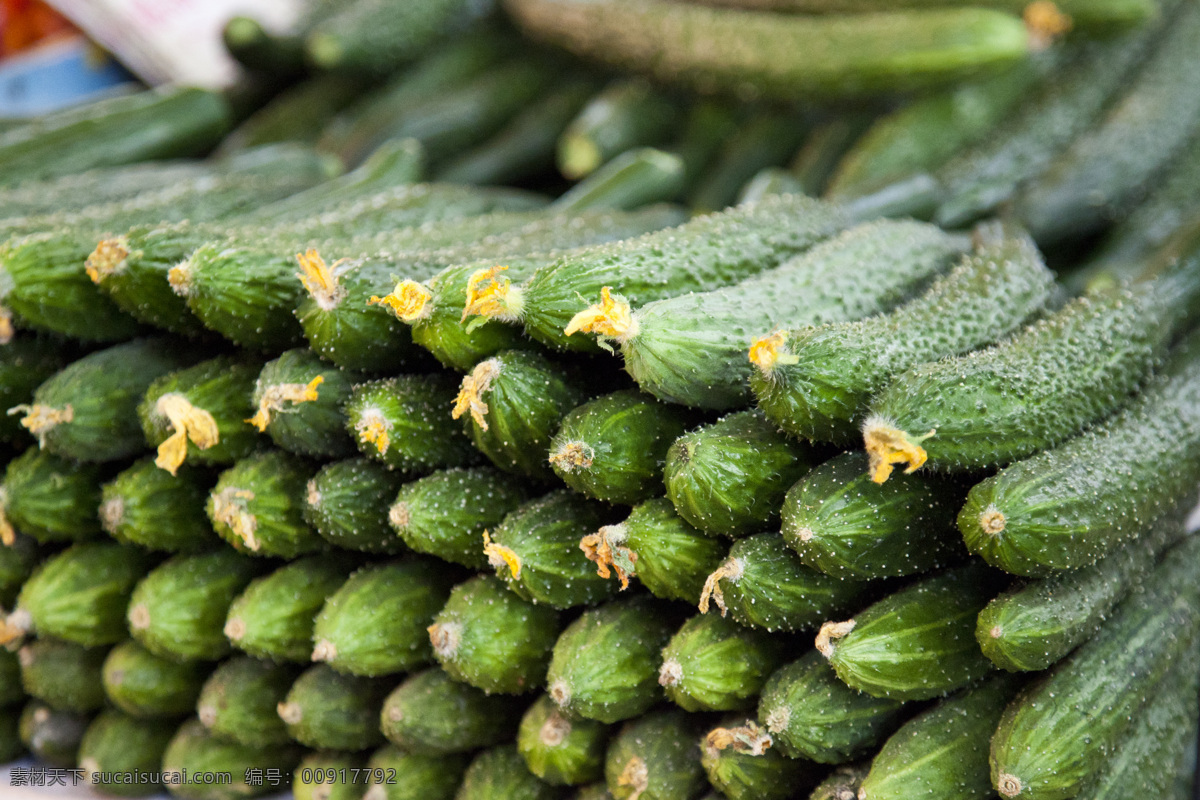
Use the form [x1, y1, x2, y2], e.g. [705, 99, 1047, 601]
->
[659, 659, 683, 688]
[997, 773, 1024, 798]
[815, 620, 856, 659]
[99, 495, 124, 535]
[312, 639, 337, 663]
[616, 755, 649, 800]
[539, 712, 572, 747]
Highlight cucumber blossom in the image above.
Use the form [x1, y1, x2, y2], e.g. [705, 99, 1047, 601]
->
[701, 719, 822, 800]
[363, 744, 470, 800]
[304, 458, 406, 554]
[207, 451, 324, 558]
[277, 664, 389, 751]
[100, 458, 219, 553]
[79, 710, 177, 797]
[659, 614, 788, 712]
[518, 693, 610, 786]
[196, 657, 299, 747]
[18, 638, 107, 712]
[249, 349, 363, 458]
[380, 667, 524, 755]
[102, 641, 208, 718]
[18, 700, 88, 767]
[1, 446, 104, 545]
[456, 744, 563, 800]
[161, 719, 304, 800]
[603, 709, 707, 800]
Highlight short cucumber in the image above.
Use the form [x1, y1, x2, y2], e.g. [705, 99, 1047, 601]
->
[455, 744, 563, 800]
[101, 641, 208, 719]
[207, 452, 326, 558]
[276, 664, 389, 751]
[364, 744, 470, 800]
[604, 709, 707, 800]
[700, 719, 822, 800]
[518, 694, 610, 786]
[161, 719, 303, 800]
[18, 701, 87, 767]
[196, 657, 299, 746]
[551, 147, 687, 214]
[688, 108, 810, 213]
[1, 446, 104, 545]
[101, 459, 220, 553]
[658, 614, 788, 712]
[380, 667, 523, 755]
[18, 638, 107, 713]
[79, 710, 177, 797]
[304, 458, 406, 554]
[557, 80, 682, 180]
[249, 349, 363, 458]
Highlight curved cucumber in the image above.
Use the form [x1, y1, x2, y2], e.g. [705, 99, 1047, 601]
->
[206, 452, 325, 559]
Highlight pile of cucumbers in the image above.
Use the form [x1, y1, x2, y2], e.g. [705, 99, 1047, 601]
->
[1, 0, 1199, 798]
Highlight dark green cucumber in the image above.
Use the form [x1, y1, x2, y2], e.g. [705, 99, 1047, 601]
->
[249, 349, 363, 458]
[79, 710, 177, 797]
[0, 646, 20, 706]
[101, 458, 220, 553]
[18, 638, 107, 712]
[389, 466, 532, 568]
[757, 650, 906, 763]
[277, 664, 389, 751]
[550, 148, 687, 214]
[224, 555, 357, 663]
[688, 109, 810, 213]
[659, 614, 788, 712]
[1, 708, 20, 760]
[0, 336, 72, 444]
[545, 595, 682, 724]
[363, 744, 470, 800]
[139, 355, 264, 476]
[549, 390, 695, 505]
[754, 227, 1053, 443]
[604, 709, 707, 800]
[581, 498, 726, 603]
[456, 744, 565, 800]
[207, 452, 323, 558]
[379, 667, 523, 755]
[196, 657, 299, 746]
[0, 532, 37, 610]
[781, 452, 967, 580]
[737, 168, 806, 205]
[18, 700, 87, 767]
[574, 783, 615, 800]
[601, 218, 965, 409]
[5, 542, 152, 648]
[102, 641, 208, 718]
[454, 349, 590, 480]
[664, 411, 819, 537]
[161, 719, 303, 800]
[215, 76, 364, 155]
[519, 694, 610, 785]
[700, 719, 822, 800]
[810, 765, 871, 800]
[294, 751, 369, 800]
[790, 113, 878, 198]
[305, 458, 406, 554]
[486, 491, 620, 609]
[346, 374, 480, 474]
[312, 559, 455, 676]
[557, 80, 682, 180]
[127, 550, 264, 662]
[682, 0, 1153, 28]
[960, 325, 1200, 575]
[699, 533, 870, 633]
[989, 534, 1200, 800]
[0, 446, 104, 545]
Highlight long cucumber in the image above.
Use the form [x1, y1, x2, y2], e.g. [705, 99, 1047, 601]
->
[557, 79, 683, 180]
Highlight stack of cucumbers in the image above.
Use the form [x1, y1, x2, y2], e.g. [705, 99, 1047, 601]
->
[1, 0, 1199, 798]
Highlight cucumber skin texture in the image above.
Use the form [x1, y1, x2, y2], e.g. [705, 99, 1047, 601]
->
[604, 710, 707, 800]
[960, 325, 1200, 575]
[278, 664, 389, 751]
[18, 701, 88, 768]
[665, 410, 819, 537]
[989, 534, 1200, 800]
[196, 657, 299, 747]
[206, 452, 325, 559]
[517, 193, 852, 353]
[782, 452, 967, 580]
[701, 725, 822, 800]
[79, 710, 177, 797]
[365, 744, 470, 800]
[506, 0, 1030, 101]
[101, 641, 208, 719]
[161, 719, 303, 800]
[101, 459, 220, 553]
[660, 613, 787, 712]
[380, 667, 523, 756]
[456, 744, 563, 800]
[0, 337, 72, 444]
[2, 446, 104, 544]
[18, 638, 106, 713]
[252, 349, 362, 458]
[518, 693, 609, 785]
[755, 231, 1053, 444]
[622, 219, 964, 409]
[303, 458, 405, 554]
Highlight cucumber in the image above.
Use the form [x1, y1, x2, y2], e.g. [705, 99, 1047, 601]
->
[597, 218, 965, 409]
[580, 498, 726, 603]
[277, 664, 389, 751]
[549, 390, 696, 504]
[664, 410, 819, 537]
[659, 614, 788, 712]
[456, 744, 564, 800]
[101, 459, 221, 553]
[604, 709, 707, 800]
[545, 595, 682, 724]
[196, 657, 299, 746]
[215, 76, 365, 155]
[389, 466, 532, 568]
[312, 559, 454, 676]
[0, 532, 38, 609]
[101, 641, 208, 719]
[757, 650, 907, 763]
[863, 265, 1200, 482]
[207, 452, 325, 558]
[127, 550, 264, 662]
[294, 751, 369, 800]
[989, 534, 1200, 800]
[507, 0, 1031, 100]
[572, 784, 613, 800]
[818, 563, 1001, 700]
[380, 667, 523, 755]
[161, 719, 303, 800]
[688, 108, 810, 213]
[305, 458, 406, 553]
[810, 766, 871, 800]
[18, 701, 86, 767]
[557, 80, 682, 180]
[0, 446, 104, 545]
[789, 113, 876, 198]
[754, 226, 1054, 443]
[0, 646, 21, 706]
[79, 710, 177, 797]
[364, 744, 470, 800]
[551, 148, 687, 214]
[18, 638, 107, 712]
[249, 349, 363, 458]
[737, 168, 806, 205]
[701, 719, 822, 800]
[960, 323, 1200, 575]
[518, 693, 610, 785]
[346, 374, 480, 473]
[781, 452, 967, 580]
[0, 336, 72, 444]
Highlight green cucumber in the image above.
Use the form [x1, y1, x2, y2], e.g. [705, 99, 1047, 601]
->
[0, 647, 21, 706]
[305, 458, 406, 554]
[456, 744, 565, 800]
[0, 532, 38, 609]
[127, 550, 264, 662]
[754, 227, 1054, 443]
[810, 765, 871, 800]
[688, 109, 810, 213]
[0, 708, 20, 760]
[18, 638, 107, 712]
[989, 534, 1200, 800]
[659, 614, 788, 712]
[101, 641, 208, 718]
[699, 533, 870, 633]
[379, 667, 523, 755]
[580, 498, 725, 603]
[669, 99, 745, 189]
[573, 783, 615, 800]
[364, 744, 470, 800]
[294, 751, 369, 800]
[215, 76, 364, 155]
[519, 694, 610, 785]
[196, 657, 299, 746]
[781, 452, 967, 580]
[429, 575, 561, 694]
[960, 324, 1200, 575]
[18, 700, 86, 767]
[757, 650, 906, 763]
[789, 113, 876, 198]
[0, 446, 104, 545]
[347, 373, 480, 474]
[0, 336, 73, 444]
[277, 664, 389, 750]
[207, 452, 324, 558]
[737, 168, 806, 205]
[389, 466, 532, 568]
[551, 148, 687, 214]
[101, 458, 220, 553]
[700, 719, 822, 800]
[79, 710, 177, 797]
[557, 80, 682, 180]
[682, 0, 1154, 28]
[604, 709, 707, 800]
[224, 555, 358, 663]
[818, 563, 1001, 700]
[664, 411, 819, 537]
[312, 559, 454, 677]
[161, 719, 303, 800]
[486, 490, 620, 610]
[249, 349, 363, 458]
[545, 595, 682, 724]
[601, 218, 965, 409]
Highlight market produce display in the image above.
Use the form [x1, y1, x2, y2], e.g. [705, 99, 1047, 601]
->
[0, 0, 1199, 798]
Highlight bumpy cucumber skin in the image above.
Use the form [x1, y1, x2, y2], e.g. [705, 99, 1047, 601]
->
[665, 411, 818, 537]
[207, 452, 324, 559]
[0, 337, 73, 444]
[380, 667, 523, 756]
[456, 744, 563, 800]
[279, 664, 389, 751]
[161, 719, 303, 800]
[101, 459, 219, 553]
[312, 560, 454, 677]
[989, 535, 1200, 800]
[700, 721, 823, 800]
[755, 231, 1053, 443]
[18, 638, 107, 713]
[518, 693, 610, 785]
[79, 710, 177, 797]
[365, 743, 470, 800]
[431, 575, 561, 694]
[782, 452, 966, 580]
[196, 657, 299, 747]
[2, 446, 104, 543]
[252, 349, 362, 458]
[604, 709, 707, 800]
[624, 219, 964, 409]
[18, 700, 87, 767]
[660, 614, 787, 712]
[303, 458, 405, 554]
[101, 641, 208, 719]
